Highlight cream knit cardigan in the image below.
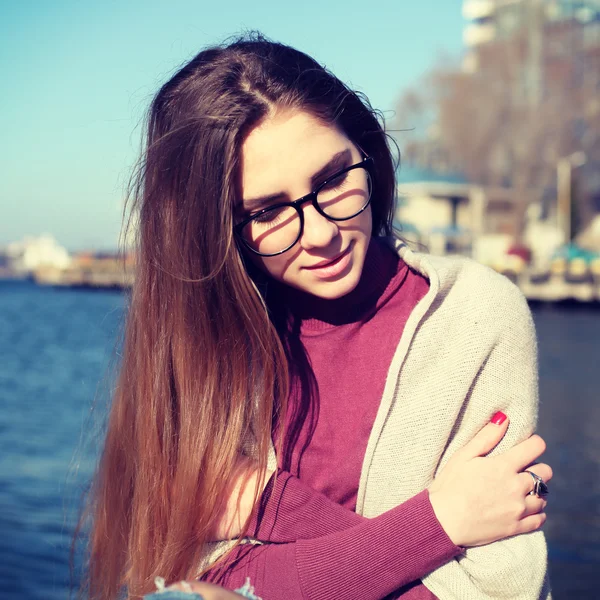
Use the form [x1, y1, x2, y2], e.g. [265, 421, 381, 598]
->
[206, 239, 552, 600]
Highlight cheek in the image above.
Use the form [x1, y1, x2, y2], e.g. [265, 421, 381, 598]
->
[251, 245, 304, 283]
[363, 207, 373, 235]
[352, 205, 373, 241]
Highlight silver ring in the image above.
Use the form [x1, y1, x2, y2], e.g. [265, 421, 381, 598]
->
[525, 471, 549, 497]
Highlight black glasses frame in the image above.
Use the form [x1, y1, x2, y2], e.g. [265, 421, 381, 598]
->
[234, 156, 375, 257]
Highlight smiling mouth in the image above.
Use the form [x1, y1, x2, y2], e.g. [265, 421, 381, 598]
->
[304, 246, 351, 270]
[304, 244, 352, 274]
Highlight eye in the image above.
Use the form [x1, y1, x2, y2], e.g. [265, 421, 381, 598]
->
[252, 206, 287, 225]
[320, 171, 349, 191]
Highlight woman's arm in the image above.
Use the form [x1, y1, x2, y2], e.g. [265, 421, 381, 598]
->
[200, 414, 548, 600]
[205, 468, 448, 598]
[421, 280, 551, 600]
[203, 487, 459, 600]
[210, 462, 368, 543]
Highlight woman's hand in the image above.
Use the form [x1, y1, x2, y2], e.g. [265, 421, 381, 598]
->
[428, 412, 552, 548]
[210, 456, 275, 541]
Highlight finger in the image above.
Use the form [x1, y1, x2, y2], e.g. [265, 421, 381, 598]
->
[519, 464, 553, 495]
[515, 511, 547, 535]
[503, 434, 547, 471]
[459, 411, 509, 459]
[520, 493, 548, 517]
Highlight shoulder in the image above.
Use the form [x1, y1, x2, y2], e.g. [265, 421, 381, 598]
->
[430, 255, 537, 349]
[431, 253, 526, 307]
[380, 237, 534, 333]
[394, 243, 533, 334]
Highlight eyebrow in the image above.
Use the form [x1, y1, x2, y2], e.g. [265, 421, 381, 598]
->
[240, 148, 353, 214]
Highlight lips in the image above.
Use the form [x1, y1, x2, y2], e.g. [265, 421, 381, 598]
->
[304, 246, 350, 270]
[301, 244, 354, 281]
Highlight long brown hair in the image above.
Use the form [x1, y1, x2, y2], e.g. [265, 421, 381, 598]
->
[82, 32, 398, 600]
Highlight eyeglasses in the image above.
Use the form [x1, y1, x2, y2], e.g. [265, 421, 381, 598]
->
[234, 156, 374, 257]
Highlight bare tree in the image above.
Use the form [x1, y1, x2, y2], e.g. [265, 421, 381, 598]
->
[395, 5, 600, 236]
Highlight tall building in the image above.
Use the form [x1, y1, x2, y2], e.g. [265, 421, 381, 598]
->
[463, 0, 600, 47]
[463, 0, 600, 75]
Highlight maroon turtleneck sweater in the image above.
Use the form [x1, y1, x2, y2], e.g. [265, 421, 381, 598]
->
[203, 238, 462, 599]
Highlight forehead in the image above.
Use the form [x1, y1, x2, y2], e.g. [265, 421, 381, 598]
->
[240, 109, 354, 201]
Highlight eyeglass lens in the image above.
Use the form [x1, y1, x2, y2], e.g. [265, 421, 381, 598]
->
[241, 167, 372, 256]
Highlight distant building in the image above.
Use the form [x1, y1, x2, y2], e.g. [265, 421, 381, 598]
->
[396, 177, 574, 267]
[396, 179, 532, 258]
[33, 250, 135, 289]
[5, 235, 72, 275]
[576, 213, 600, 251]
[463, 0, 600, 49]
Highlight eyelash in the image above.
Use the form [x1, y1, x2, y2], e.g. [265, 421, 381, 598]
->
[320, 171, 348, 191]
[252, 207, 287, 225]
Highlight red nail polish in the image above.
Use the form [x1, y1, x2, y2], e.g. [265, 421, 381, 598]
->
[491, 411, 507, 425]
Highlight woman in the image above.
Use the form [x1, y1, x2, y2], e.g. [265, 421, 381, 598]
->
[83, 34, 552, 600]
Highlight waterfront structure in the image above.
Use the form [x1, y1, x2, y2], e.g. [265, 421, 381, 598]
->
[396, 179, 537, 259]
[33, 251, 135, 290]
[0, 235, 136, 290]
[3, 235, 72, 276]
[576, 214, 600, 252]
[395, 179, 600, 301]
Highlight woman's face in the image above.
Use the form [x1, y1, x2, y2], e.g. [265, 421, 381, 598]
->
[238, 109, 372, 300]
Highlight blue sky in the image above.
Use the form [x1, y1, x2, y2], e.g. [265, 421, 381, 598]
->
[0, 1, 464, 251]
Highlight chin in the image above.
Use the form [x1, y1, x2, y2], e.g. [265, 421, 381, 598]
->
[304, 268, 363, 300]
[317, 287, 357, 300]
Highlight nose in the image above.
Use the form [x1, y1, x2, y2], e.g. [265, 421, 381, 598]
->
[299, 203, 339, 250]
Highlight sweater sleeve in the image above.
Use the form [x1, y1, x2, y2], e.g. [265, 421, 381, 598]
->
[245, 469, 366, 542]
[203, 483, 460, 600]
[421, 280, 551, 600]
